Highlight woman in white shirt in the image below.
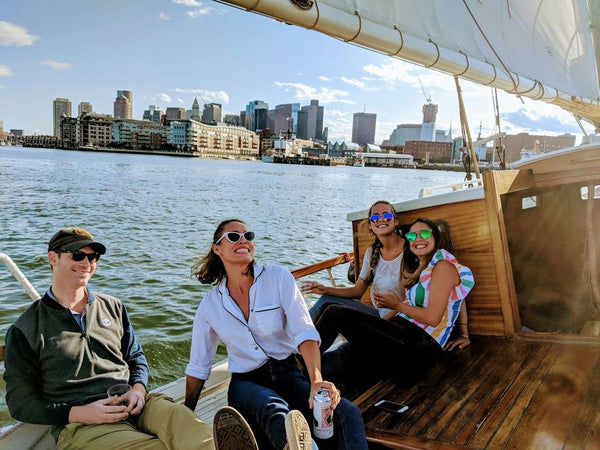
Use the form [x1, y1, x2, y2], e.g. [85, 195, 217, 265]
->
[184, 219, 367, 450]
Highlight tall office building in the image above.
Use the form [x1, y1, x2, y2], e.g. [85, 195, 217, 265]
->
[78, 102, 93, 116]
[114, 90, 132, 119]
[189, 98, 201, 121]
[143, 105, 163, 123]
[202, 103, 222, 123]
[352, 112, 377, 146]
[420, 102, 438, 141]
[245, 100, 269, 132]
[53, 97, 72, 138]
[296, 100, 324, 141]
[267, 103, 300, 137]
[165, 107, 186, 121]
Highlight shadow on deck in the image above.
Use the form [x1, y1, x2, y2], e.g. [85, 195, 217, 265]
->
[351, 335, 600, 449]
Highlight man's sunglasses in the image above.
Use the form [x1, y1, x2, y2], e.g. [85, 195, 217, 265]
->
[405, 229, 432, 242]
[216, 231, 256, 244]
[369, 212, 394, 223]
[63, 250, 102, 262]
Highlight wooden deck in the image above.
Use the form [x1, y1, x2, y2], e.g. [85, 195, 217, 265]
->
[352, 335, 600, 449]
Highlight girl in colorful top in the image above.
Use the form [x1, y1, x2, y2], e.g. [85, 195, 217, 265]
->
[302, 200, 406, 320]
[314, 218, 474, 379]
[184, 219, 367, 450]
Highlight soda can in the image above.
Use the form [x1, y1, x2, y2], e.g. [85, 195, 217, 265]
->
[313, 388, 333, 439]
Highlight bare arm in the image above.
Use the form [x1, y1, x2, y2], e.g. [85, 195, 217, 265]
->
[395, 261, 459, 326]
[184, 375, 206, 411]
[444, 301, 470, 351]
[298, 340, 341, 410]
[301, 277, 368, 299]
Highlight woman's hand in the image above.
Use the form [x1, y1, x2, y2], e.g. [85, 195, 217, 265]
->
[309, 380, 341, 410]
[444, 335, 470, 351]
[372, 290, 402, 310]
[301, 280, 326, 295]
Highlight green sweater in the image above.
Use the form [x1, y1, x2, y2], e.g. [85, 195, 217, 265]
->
[3, 290, 148, 434]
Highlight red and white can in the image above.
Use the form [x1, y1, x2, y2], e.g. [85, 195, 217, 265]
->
[313, 388, 334, 439]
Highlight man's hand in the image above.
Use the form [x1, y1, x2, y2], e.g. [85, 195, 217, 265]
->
[68, 398, 129, 424]
[126, 383, 146, 415]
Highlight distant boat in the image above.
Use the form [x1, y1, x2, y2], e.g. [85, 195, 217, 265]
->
[353, 158, 364, 167]
[261, 154, 274, 163]
[79, 144, 96, 150]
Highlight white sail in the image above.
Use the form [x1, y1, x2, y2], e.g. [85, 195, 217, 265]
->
[215, 0, 600, 129]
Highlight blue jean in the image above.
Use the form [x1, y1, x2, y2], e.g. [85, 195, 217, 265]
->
[228, 355, 367, 450]
[309, 294, 378, 322]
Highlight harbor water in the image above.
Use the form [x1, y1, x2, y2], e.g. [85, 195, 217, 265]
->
[0, 147, 466, 427]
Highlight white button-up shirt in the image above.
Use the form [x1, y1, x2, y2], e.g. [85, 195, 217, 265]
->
[185, 264, 320, 380]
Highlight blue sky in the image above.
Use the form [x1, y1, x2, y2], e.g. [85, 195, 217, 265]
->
[1, 0, 595, 144]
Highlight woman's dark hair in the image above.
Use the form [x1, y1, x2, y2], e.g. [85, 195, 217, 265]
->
[191, 219, 255, 285]
[401, 217, 448, 289]
[364, 200, 398, 286]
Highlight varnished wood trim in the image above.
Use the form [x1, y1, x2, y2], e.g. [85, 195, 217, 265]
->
[291, 252, 354, 279]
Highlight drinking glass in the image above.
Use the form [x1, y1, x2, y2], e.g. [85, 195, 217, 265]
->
[107, 383, 131, 406]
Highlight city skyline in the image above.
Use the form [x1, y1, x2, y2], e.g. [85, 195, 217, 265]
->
[1, 1, 595, 144]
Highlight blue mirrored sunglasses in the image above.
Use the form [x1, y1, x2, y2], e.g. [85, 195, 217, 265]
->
[369, 212, 394, 223]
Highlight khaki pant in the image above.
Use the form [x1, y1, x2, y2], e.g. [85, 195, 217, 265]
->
[57, 393, 214, 450]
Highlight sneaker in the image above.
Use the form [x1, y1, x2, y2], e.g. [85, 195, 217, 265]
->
[213, 406, 259, 450]
[284, 410, 312, 450]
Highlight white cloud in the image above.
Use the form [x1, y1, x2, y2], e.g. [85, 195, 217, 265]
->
[0, 65, 14, 76]
[158, 12, 170, 20]
[327, 109, 347, 118]
[275, 82, 354, 104]
[157, 93, 174, 103]
[318, 76, 330, 81]
[40, 60, 73, 71]
[341, 76, 367, 89]
[187, 8, 213, 18]
[173, 88, 230, 104]
[0, 21, 39, 46]
[172, 0, 204, 6]
[177, 98, 185, 104]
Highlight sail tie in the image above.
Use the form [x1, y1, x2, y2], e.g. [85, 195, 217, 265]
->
[345, 11, 362, 43]
[388, 25, 404, 56]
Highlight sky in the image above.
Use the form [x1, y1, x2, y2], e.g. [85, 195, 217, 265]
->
[1, 0, 596, 145]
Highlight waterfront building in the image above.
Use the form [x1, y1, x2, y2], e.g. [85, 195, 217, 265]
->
[296, 100, 323, 141]
[79, 113, 114, 147]
[420, 102, 438, 141]
[0, 120, 3, 132]
[22, 134, 61, 148]
[78, 102, 93, 116]
[10, 129, 23, 137]
[53, 98, 72, 138]
[113, 119, 169, 150]
[169, 119, 259, 157]
[202, 103, 222, 123]
[60, 117, 79, 149]
[143, 105, 164, 124]
[503, 132, 575, 163]
[405, 140, 453, 163]
[166, 107, 186, 121]
[352, 112, 377, 146]
[357, 152, 415, 167]
[245, 100, 269, 132]
[267, 103, 300, 137]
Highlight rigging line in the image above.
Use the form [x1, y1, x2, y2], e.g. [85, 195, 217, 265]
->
[345, 11, 362, 43]
[426, 39, 441, 68]
[308, 0, 320, 30]
[389, 26, 404, 56]
[457, 51, 470, 77]
[461, 0, 520, 96]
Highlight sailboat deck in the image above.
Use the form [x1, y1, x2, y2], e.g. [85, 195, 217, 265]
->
[353, 335, 600, 449]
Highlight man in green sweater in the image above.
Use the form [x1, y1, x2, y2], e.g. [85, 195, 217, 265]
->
[3, 227, 257, 449]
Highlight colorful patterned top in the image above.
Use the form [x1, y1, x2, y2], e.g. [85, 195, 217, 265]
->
[397, 249, 474, 348]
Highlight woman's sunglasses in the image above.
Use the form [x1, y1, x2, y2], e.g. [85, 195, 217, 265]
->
[405, 229, 432, 242]
[64, 250, 102, 262]
[369, 212, 394, 223]
[216, 231, 256, 244]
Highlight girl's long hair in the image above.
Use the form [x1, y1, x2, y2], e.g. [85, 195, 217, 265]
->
[363, 200, 399, 286]
[192, 219, 255, 285]
[400, 218, 447, 289]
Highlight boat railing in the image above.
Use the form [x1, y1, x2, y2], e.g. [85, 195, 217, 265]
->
[419, 179, 483, 197]
[291, 252, 354, 285]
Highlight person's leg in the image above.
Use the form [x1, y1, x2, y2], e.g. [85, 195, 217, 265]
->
[57, 421, 165, 450]
[273, 356, 368, 450]
[309, 295, 377, 322]
[228, 376, 289, 450]
[137, 393, 214, 449]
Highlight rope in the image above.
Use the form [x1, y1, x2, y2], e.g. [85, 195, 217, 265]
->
[346, 11, 362, 43]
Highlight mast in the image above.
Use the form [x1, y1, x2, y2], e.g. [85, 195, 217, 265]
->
[454, 76, 480, 181]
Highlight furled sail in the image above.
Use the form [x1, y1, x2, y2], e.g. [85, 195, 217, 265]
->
[215, 0, 600, 129]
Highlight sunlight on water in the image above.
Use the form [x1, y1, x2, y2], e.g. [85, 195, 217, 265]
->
[0, 147, 466, 426]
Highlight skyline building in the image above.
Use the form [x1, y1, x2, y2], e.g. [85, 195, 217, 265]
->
[143, 105, 163, 123]
[420, 102, 438, 141]
[114, 90, 132, 119]
[352, 112, 377, 146]
[165, 107, 186, 121]
[267, 103, 300, 137]
[245, 100, 269, 132]
[296, 100, 323, 141]
[202, 103, 222, 123]
[53, 97, 72, 138]
[189, 98, 201, 121]
[78, 102, 93, 116]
